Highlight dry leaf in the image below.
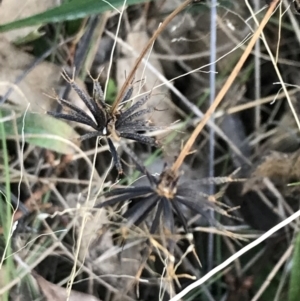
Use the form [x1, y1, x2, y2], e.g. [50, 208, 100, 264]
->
[35, 273, 102, 301]
[78, 208, 117, 273]
[0, 38, 86, 115]
[0, 0, 56, 42]
[0, 37, 60, 112]
[242, 150, 300, 195]
[76, 204, 141, 295]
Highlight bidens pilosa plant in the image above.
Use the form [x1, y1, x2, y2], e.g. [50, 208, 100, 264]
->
[48, 69, 240, 254]
[48, 70, 161, 174]
[97, 148, 241, 249]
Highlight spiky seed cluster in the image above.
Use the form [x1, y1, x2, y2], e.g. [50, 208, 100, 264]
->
[47, 70, 161, 174]
[48, 70, 239, 253]
[96, 149, 237, 240]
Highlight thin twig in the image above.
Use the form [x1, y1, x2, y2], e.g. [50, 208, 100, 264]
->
[246, 0, 300, 132]
[111, 0, 194, 113]
[251, 244, 293, 301]
[104, 1, 127, 99]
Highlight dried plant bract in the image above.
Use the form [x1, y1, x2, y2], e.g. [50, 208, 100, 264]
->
[96, 151, 241, 249]
[47, 70, 162, 173]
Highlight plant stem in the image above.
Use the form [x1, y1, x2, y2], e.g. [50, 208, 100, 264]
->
[171, 0, 279, 173]
[0, 109, 13, 301]
[111, 0, 195, 113]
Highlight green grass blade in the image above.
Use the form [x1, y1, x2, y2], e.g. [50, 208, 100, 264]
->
[0, 0, 151, 33]
[288, 232, 300, 301]
[0, 109, 14, 301]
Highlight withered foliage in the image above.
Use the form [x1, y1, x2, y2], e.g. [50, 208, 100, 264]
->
[48, 70, 161, 174]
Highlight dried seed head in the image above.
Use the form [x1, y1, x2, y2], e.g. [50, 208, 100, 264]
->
[47, 70, 165, 173]
[96, 150, 241, 244]
[156, 168, 179, 199]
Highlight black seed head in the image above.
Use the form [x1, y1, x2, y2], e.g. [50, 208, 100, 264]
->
[96, 154, 240, 249]
[47, 70, 165, 173]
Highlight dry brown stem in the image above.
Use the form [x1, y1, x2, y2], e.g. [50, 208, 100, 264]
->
[171, 0, 280, 173]
[111, 0, 194, 113]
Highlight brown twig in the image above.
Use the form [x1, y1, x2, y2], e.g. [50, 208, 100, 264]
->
[171, 0, 279, 173]
[111, 0, 195, 113]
